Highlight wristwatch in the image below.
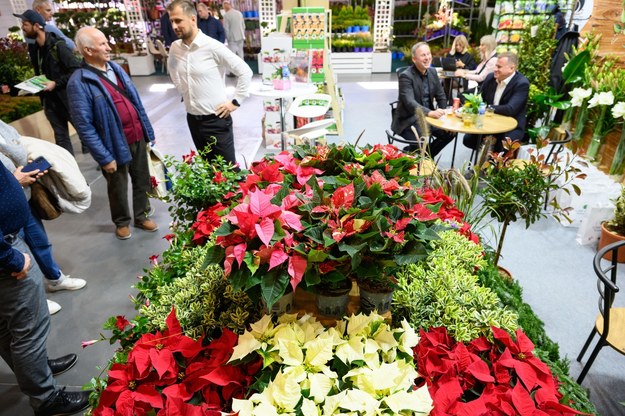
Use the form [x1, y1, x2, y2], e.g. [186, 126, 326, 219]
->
[231, 99, 240, 107]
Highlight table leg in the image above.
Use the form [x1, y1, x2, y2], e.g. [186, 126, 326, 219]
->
[279, 97, 287, 151]
[450, 132, 458, 168]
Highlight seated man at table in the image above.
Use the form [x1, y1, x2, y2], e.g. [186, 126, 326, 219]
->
[463, 52, 529, 153]
[391, 42, 455, 157]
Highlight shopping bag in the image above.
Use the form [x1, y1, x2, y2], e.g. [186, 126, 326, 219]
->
[147, 144, 171, 198]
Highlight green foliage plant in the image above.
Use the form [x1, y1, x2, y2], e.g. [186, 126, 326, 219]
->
[605, 185, 625, 236]
[393, 229, 519, 342]
[162, 149, 244, 233]
[518, 17, 557, 129]
[0, 35, 34, 91]
[0, 95, 42, 123]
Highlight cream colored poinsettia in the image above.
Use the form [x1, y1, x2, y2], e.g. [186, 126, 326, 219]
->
[230, 313, 432, 415]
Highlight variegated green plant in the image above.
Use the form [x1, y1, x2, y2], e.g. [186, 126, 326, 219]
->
[393, 229, 518, 342]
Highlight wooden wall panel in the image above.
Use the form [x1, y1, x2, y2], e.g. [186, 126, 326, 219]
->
[582, 0, 625, 63]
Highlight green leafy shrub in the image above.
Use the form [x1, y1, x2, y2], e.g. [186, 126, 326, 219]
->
[393, 230, 519, 342]
[0, 95, 42, 123]
[141, 262, 259, 340]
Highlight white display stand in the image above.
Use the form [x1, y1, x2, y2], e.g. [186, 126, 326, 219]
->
[330, 52, 373, 74]
[124, 54, 156, 76]
[372, 52, 392, 73]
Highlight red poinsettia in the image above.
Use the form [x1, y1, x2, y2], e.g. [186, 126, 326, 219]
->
[415, 326, 587, 416]
[191, 203, 227, 245]
[93, 308, 261, 416]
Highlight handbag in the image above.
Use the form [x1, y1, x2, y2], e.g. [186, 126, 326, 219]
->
[147, 144, 171, 198]
[30, 181, 62, 220]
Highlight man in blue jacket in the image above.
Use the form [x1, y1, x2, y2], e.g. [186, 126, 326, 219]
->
[67, 26, 159, 240]
[197, 2, 225, 43]
[0, 163, 90, 416]
[463, 52, 529, 153]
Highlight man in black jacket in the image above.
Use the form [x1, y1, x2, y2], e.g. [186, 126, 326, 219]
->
[14, 10, 80, 155]
[391, 42, 454, 157]
[463, 52, 529, 152]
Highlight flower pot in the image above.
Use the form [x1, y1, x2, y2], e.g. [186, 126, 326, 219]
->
[272, 79, 291, 90]
[359, 286, 394, 314]
[316, 286, 350, 317]
[262, 291, 294, 315]
[598, 222, 625, 263]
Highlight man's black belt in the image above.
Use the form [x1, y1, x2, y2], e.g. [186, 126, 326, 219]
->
[188, 113, 219, 121]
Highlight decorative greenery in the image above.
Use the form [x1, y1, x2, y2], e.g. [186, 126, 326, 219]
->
[0, 95, 42, 123]
[0, 35, 34, 94]
[478, 139, 584, 266]
[393, 230, 518, 343]
[161, 149, 244, 234]
[229, 312, 433, 415]
[605, 185, 625, 236]
[461, 92, 484, 114]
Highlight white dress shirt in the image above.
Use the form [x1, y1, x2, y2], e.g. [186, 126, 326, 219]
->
[168, 31, 252, 116]
[493, 72, 516, 106]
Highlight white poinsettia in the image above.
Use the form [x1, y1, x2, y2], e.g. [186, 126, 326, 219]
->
[569, 87, 592, 107]
[612, 101, 625, 120]
[588, 91, 615, 108]
[399, 318, 420, 352]
[384, 388, 434, 415]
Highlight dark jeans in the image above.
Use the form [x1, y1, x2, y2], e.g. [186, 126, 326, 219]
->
[186, 113, 236, 165]
[0, 235, 56, 410]
[101, 139, 151, 227]
[43, 95, 74, 156]
[22, 207, 61, 280]
[399, 125, 455, 157]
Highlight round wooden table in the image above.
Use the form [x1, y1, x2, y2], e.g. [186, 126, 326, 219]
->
[425, 112, 518, 166]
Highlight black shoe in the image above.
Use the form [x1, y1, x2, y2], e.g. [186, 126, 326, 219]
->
[48, 354, 78, 376]
[35, 388, 91, 416]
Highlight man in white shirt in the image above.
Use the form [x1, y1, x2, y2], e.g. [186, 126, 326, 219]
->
[222, 0, 245, 63]
[463, 52, 529, 152]
[167, 0, 252, 166]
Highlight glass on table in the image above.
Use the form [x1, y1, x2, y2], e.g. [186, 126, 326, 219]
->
[485, 105, 495, 117]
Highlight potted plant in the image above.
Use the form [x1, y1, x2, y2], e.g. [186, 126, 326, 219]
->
[477, 138, 584, 266]
[597, 185, 625, 262]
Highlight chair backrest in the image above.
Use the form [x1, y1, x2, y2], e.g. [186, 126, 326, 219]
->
[396, 66, 410, 77]
[155, 39, 169, 58]
[545, 128, 572, 165]
[287, 93, 331, 118]
[593, 240, 623, 335]
[147, 39, 161, 56]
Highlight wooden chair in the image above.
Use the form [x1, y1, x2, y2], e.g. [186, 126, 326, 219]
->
[576, 239, 625, 384]
[155, 39, 169, 74]
[147, 39, 163, 73]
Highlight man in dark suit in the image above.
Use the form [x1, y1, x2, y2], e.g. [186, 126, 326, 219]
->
[391, 42, 455, 157]
[463, 52, 529, 152]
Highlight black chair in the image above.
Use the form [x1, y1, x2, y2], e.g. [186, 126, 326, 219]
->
[576, 240, 625, 384]
[386, 101, 431, 150]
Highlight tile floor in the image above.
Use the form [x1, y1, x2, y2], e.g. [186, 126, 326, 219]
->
[1, 72, 624, 415]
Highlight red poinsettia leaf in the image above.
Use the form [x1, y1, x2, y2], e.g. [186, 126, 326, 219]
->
[249, 189, 282, 217]
[255, 217, 275, 246]
[432, 377, 464, 412]
[174, 336, 204, 360]
[451, 397, 489, 416]
[466, 359, 495, 383]
[201, 365, 243, 387]
[233, 243, 247, 268]
[411, 204, 439, 222]
[114, 390, 138, 416]
[149, 348, 176, 379]
[129, 347, 152, 378]
[492, 326, 516, 350]
[281, 210, 304, 231]
[134, 383, 164, 409]
[165, 308, 182, 336]
[332, 182, 355, 209]
[311, 205, 330, 214]
[93, 406, 115, 416]
[268, 247, 289, 270]
[510, 381, 539, 416]
[288, 254, 307, 290]
[537, 396, 586, 414]
[162, 383, 193, 402]
[115, 316, 131, 331]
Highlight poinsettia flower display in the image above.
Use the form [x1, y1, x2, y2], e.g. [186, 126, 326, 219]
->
[202, 144, 479, 309]
[230, 312, 433, 415]
[414, 326, 587, 416]
[93, 308, 261, 416]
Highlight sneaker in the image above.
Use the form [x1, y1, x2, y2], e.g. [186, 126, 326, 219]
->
[115, 226, 131, 240]
[48, 354, 78, 376]
[35, 388, 91, 416]
[47, 299, 61, 315]
[46, 274, 87, 293]
[135, 219, 159, 232]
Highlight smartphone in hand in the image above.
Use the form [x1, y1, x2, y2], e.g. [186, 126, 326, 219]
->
[22, 156, 52, 173]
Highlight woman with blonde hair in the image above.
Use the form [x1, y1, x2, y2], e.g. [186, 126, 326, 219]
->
[455, 34, 497, 87]
[447, 35, 476, 70]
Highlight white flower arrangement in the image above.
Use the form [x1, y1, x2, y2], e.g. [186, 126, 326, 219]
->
[612, 101, 625, 120]
[587, 91, 615, 108]
[230, 313, 433, 415]
[569, 87, 592, 107]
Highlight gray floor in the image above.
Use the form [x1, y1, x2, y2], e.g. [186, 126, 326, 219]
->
[1, 72, 624, 415]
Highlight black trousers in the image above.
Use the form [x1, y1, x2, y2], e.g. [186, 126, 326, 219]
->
[186, 113, 236, 165]
[399, 125, 455, 157]
[43, 95, 74, 155]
